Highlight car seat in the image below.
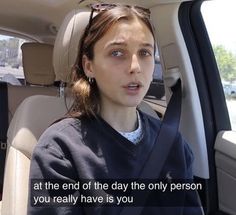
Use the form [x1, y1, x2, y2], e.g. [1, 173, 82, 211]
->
[0, 7, 158, 215]
[21, 42, 55, 86]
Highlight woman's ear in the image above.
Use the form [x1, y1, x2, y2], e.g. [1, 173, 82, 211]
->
[82, 55, 94, 78]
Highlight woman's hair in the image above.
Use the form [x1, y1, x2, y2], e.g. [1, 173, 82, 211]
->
[69, 4, 156, 118]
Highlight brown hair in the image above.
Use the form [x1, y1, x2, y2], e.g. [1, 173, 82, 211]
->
[69, 5, 156, 118]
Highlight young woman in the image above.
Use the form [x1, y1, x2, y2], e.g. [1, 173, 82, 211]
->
[28, 3, 203, 215]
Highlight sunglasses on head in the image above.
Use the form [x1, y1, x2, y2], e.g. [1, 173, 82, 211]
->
[78, 1, 151, 29]
[90, 3, 150, 14]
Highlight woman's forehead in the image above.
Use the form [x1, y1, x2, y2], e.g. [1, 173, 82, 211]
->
[96, 18, 154, 48]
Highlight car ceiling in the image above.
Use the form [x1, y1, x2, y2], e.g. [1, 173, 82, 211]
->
[0, 0, 189, 43]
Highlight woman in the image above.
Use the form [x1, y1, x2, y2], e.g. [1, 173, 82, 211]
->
[28, 3, 203, 215]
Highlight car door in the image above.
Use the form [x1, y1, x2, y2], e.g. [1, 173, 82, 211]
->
[180, 0, 236, 214]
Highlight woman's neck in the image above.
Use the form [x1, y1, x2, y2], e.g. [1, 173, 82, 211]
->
[100, 105, 138, 133]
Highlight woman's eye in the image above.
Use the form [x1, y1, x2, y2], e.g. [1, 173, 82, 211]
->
[111, 50, 123, 57]
[140, 49, 152, 57]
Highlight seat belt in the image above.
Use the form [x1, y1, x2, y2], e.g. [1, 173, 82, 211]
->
[119, 79, 182, 215]
[0, 81, 8, 195]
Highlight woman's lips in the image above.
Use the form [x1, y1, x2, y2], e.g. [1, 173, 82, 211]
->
[122, 82, 143, 95]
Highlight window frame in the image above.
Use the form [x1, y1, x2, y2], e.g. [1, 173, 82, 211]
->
[179, 1, 231, 214]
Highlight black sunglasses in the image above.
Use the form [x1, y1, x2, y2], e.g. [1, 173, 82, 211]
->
[78, 1, 151, 30]
[91, 3, 150, 21]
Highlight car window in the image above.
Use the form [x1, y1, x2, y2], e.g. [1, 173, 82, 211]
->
[0, 34, 31, 84]
[201, 0, 236, 130]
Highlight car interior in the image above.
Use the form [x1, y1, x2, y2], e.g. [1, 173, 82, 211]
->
[0, 0, 236, 215]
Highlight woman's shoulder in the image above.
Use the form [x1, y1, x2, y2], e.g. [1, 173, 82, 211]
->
[43, 117, 82, 136]
[36, 117, 82, 148]
[140, 110, 194, 163]
[139, 110, 162, 128]
[48, 117, 81, 131]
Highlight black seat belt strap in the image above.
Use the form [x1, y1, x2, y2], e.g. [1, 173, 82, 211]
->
[120, 79, 182, 215]
[0, 81, 8, 194]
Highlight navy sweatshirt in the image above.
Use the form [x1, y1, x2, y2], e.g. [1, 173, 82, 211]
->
[27, 111, 203, 215]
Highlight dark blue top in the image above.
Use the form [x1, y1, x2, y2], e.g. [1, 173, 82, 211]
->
[27, 111, 203, 215]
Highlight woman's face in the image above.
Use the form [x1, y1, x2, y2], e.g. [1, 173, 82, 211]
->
[83, 17, 155, 110]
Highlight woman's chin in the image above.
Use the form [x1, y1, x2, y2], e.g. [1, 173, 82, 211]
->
[121, 98, 144, 108]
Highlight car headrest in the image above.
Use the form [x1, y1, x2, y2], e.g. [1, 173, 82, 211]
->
[53, 8, 91, 83]
[21, 42, 55, 86]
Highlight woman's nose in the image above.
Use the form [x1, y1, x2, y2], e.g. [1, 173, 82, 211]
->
[129, 54, 141, 74]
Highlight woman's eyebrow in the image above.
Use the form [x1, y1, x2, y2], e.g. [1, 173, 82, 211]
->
[105, 41, 127, 48]
[141, 43, 154, 50]
[105, 41, 154, 49]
